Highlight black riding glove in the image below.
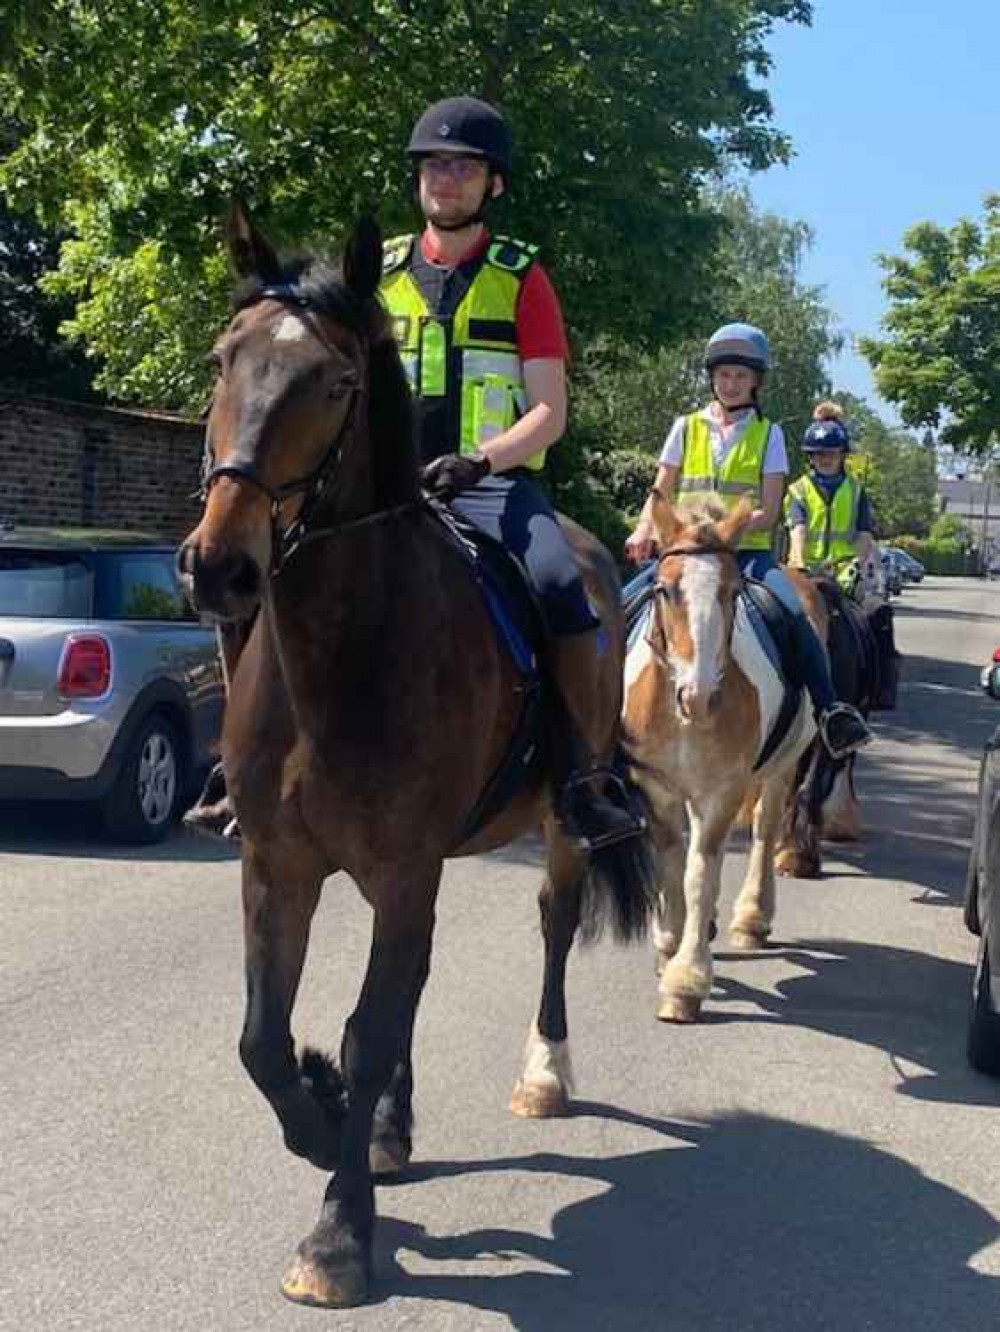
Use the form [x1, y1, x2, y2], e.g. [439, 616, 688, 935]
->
[420, 450, 491, 501]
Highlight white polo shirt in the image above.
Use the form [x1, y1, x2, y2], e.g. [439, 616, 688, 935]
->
[659, 405, 788, 475]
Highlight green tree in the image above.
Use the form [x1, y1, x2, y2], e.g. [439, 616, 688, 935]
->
[1, 0, 809, 409]
[0, 119, 96, 398]
[834, 391, 938, 538]
[574, 187, 841, 514]
[860, 196, 1000, 453]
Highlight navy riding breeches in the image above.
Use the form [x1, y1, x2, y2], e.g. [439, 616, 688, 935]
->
[450, 473, 600, 636]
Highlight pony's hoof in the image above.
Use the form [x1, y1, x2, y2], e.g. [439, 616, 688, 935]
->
[369, 1137, 411, 1177]
[730, 928, 769, 952]
[823, 821, 860, 843]
[775, 852, 819, 879]
[657, 993, 702, 1023]
[510, 1080, 569, 1118]
[281, 1253, 369, 1309]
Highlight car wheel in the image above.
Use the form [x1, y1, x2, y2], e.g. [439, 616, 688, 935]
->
[100, 711, 184, 844]
[967, 940, 1000, 1077]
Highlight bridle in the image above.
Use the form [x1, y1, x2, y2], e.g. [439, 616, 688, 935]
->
[199, 285, 389, 574]
[647, 542, 741, 679]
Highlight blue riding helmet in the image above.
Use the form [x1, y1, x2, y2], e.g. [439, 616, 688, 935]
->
[802, 420, 852, 453]
[705, 323, 771, 374]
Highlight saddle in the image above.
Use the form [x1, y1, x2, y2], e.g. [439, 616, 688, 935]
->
[425, 499, 548, 842]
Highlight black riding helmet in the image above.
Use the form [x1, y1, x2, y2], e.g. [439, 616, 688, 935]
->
[407, 96, 512, 181]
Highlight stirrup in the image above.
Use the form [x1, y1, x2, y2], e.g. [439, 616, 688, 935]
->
[556, 767, 647, 852]
[818, 704, 873, 761]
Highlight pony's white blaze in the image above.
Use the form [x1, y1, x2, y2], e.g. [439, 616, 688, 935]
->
[677, 556, 725, 694]
[273, 314, 307, 343]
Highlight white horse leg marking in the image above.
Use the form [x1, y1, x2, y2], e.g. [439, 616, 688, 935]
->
[658, 794, 735, 1022]
[649, 792, 686, 971]
[732, 771, 794, 949]
[511, 1020, 574, 1118]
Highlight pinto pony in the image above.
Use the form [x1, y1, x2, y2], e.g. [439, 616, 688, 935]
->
[178, 203, 653, 1309]
[623, 493, 827, 1022]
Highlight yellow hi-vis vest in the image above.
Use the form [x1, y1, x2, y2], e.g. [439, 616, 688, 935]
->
[787, 473, 861, 564]
[677, 412, 772, 551]
[379, 233, 546, 470]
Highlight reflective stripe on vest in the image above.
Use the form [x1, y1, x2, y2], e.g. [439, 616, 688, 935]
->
[678, 413, 772, 551]
[789, 474, 860, 563]
[379, 234, 544, 469]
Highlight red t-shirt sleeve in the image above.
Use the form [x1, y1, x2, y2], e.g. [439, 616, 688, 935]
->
[515, 262, 570, 362]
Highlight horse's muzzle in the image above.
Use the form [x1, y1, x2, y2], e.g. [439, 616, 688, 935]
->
[677, 684, 723, 724]
[177, 538, 263, 622]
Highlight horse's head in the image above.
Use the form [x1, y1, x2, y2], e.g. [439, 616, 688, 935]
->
[648, 489, 752, 724]
[178, 199, 389, 621]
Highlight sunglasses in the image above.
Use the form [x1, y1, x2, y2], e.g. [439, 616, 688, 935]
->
[420, 155, 486, 181]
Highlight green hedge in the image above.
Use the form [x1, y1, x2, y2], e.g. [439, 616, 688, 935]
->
[894, 535, 976, 575]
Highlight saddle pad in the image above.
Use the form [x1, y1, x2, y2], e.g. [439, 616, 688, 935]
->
[625, 585, 804, 770]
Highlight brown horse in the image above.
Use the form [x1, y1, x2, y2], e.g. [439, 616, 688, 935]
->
[178, 202, 653, 1308]
[623, 493, 827, 1021]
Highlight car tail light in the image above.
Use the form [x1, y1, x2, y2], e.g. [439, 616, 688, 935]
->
[57, 634, 112, 698]
[993, 648, 1000, 664]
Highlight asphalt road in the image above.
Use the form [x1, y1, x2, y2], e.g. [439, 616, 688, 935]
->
[3, 576, 1000, 1332]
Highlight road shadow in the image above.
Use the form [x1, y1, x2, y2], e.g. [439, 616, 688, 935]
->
[0, 801, 240, 862]
[371, 1106, 999, 1331]
[710, 937, 1000, 1108]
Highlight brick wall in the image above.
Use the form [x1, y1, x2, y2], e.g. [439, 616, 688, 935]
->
[0, 394, 204, 542]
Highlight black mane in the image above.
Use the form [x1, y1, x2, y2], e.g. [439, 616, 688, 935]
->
[233, 255, 374, 333]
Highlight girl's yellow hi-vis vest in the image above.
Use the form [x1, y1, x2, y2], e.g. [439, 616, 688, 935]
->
[787, 473, 861, 564]
[379, 234, 546, 470]
[677, 412, 772, 551]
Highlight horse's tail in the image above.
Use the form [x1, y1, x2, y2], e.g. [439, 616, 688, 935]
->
[578, 736, 656, 945]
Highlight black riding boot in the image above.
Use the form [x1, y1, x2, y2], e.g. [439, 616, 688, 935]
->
[817, 703, 873, 761]
[550, 633, 646, 851]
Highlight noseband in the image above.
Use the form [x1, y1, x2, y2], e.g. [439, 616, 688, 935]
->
[200, 285, 366, 574]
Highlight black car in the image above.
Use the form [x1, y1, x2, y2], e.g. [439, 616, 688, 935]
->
[964, 650, 1000, 1074]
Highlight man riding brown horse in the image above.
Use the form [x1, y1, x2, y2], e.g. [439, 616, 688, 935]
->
[188, 95, 642, 850]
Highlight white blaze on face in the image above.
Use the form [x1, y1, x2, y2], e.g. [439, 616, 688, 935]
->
[273, 313, 307, 343]
[676, 556, 725, 695]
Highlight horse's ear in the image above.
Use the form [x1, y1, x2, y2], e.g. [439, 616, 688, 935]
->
[343, 213, 383, 301]
[715, 495, 754, 549]
[226, 196, 282, 282]
[649, 486, 681, 549]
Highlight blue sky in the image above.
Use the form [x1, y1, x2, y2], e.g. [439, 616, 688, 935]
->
[752, 1, 1000, 415]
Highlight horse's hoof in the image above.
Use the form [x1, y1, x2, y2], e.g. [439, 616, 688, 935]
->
[280, 1253, 369, 1309]
[775, 853, 819, 879]
[657, 993, 702, 1023]
[510, 1080, 569, 1118]
[369, 1137, 411, 1177]
[730, 929, 769, 952]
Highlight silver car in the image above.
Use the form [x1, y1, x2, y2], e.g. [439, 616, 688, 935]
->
[0, 527, 224, 843]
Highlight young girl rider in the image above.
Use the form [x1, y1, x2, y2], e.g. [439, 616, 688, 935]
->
[624, 323, 872, 760]
[787, 401, 876, 580]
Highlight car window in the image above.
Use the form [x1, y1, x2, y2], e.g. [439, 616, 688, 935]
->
[0, 552, 92, 618]
[97, 552, 196, 622]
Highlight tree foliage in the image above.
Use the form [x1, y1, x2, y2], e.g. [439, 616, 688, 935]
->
[571, 186, 841, 506]
[1, 0, 809, 409]
[0, 119, 96, 398]
[860, 196, 1000, 453]
[836, 391, 938, 539]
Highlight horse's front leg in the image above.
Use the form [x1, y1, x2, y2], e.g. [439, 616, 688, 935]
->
[239, 845, 342, 1170]
[658, 790, 741, 1023]
[282, 861, 442, 1309]
[732, 770, 795, 950]
[512, 827, 584, 1118]
[648, 789, 687, 973]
